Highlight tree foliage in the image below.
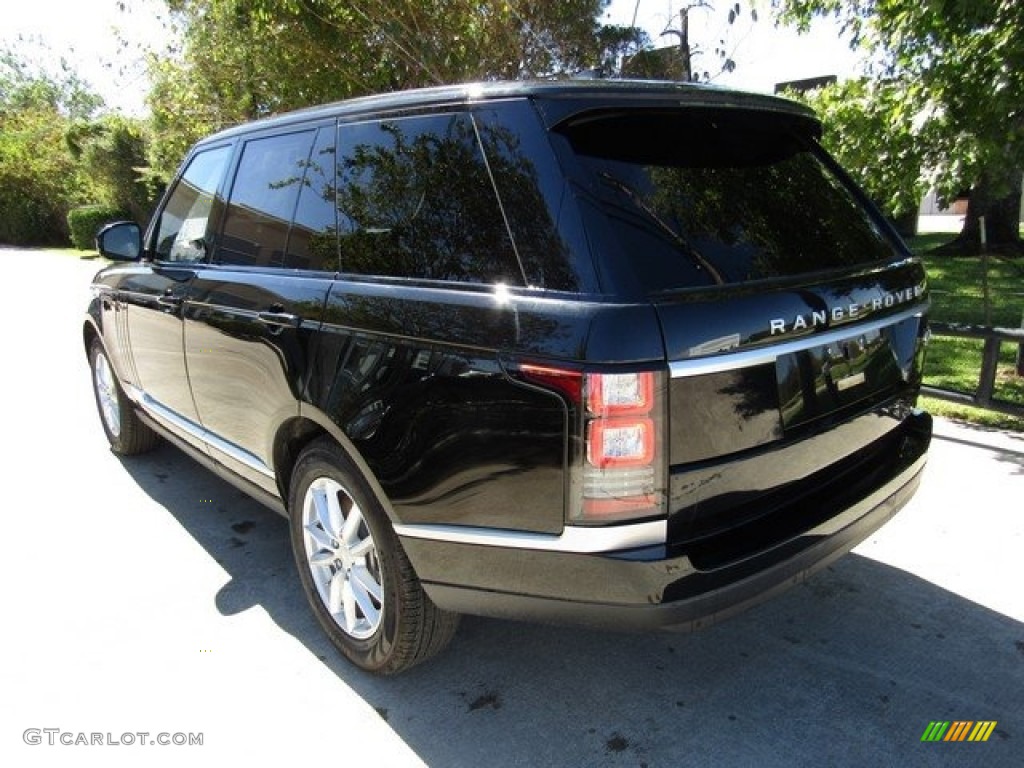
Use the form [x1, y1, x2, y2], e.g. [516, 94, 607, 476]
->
[0, 48, 102, 120]
[653, 1, 758, 82]
[68, 114, 160, 223]
[774, 0, 1024, 247]
[146, 0, 646, 179]
[0, 45, 159, 246]
[788, 77, 926, 223]
[0, 49, 101, 244]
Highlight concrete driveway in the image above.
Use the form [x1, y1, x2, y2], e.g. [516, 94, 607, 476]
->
[2, 249, 1021, 767]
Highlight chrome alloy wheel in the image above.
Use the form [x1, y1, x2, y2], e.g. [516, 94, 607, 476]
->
[301, 477, 384, 640]
[93, 349, 121, 438]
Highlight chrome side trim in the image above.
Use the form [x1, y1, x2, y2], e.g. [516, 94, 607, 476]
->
[670, 305, 927, 378]
[126, 385, 275, 480]
[122, 381, 145, 405]
[393, 519, 666, 553]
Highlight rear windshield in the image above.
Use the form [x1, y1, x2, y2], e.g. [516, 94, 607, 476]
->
[561, 109, 901, 292]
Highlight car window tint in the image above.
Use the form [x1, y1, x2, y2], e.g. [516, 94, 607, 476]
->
[154, 145, 232, 263]
[287, 125, 338, 271]
[336, 113, 524, 285]
[474, 104, 586, 292]
[561, 110, 900, 292]
[217, 130, 316, 267]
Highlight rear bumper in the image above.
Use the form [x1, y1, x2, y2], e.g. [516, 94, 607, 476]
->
[401, 411, 931, 631]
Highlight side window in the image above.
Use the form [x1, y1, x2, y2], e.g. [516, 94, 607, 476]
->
[154, 145, 231, 263]
[336, 113, 524, 285]
[217, 130, 316, 267]
[288, 126, 338, 271]
[475, 104, 583, 292]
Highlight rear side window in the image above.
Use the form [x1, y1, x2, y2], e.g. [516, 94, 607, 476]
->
[288, 126, 339, 271]
[562, 110, 900, 292]
[475, 103, 585, 292]
[218, 130, 316, 268]
[154, 145, 231, 263]
[336, 113, 525, 285]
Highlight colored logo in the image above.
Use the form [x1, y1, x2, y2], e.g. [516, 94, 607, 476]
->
[921, 721, 997, 742]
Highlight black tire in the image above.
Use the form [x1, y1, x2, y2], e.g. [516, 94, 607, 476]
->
[288, 438, 459, 675]
[89, 338, 159, 456]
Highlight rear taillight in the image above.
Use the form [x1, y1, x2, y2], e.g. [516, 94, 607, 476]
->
[588, 373, 654, 416]
[581, 371, 664, 522]
[518, 364, 666, 525]
[587, 418, 655, 467]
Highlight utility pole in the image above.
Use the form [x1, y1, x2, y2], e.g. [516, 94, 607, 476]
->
[678, 7, 692, 82]
[661, 6, 694, 82]
[660, 2, 749, 83]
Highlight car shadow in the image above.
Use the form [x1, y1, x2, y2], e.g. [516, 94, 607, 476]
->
[120, 443, 1022, 768]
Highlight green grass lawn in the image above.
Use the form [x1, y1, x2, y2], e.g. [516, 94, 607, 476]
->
[907, 231, 1024, 431]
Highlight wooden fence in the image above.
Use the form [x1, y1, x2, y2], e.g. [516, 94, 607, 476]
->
[921, 322, 1024, 419]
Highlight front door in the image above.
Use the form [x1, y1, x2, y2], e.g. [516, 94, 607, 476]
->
[125, 144, 233, 442]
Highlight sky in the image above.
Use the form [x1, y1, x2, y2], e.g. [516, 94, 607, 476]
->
[3, 0, 167, 115]
[2, 0, 864, 115]
[604, 0, 863, 91]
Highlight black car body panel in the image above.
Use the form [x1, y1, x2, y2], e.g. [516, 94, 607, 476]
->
[85, 80, 931, 640]
[312, 282, 569, 534]
[183, 267, 333, 493]
[412, 433, 927, 631]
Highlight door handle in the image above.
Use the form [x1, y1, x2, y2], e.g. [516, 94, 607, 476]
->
[158, 292, 183, 307]
[257, 310, 301, 328]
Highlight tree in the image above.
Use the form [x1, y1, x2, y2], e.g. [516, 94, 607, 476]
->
[622, 1, 756, 82]
[1, 42, 159, 245]
[775, 0, 1024, 252]
[788, 77, 927, 234]
[661, 1, 756, 82]
[146, 0, 641, 180]
[67, 114, 161, 222]
[0, 48, 102, 244]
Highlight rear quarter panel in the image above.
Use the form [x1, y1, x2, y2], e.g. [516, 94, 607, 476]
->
[306, 279, 665, 534]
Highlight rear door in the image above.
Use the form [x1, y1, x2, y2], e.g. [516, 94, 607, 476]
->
[183, 125, 337, 493]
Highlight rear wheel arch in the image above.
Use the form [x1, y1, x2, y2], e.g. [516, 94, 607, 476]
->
[272, 408, 398, 525]
[272, 416, 327, 503]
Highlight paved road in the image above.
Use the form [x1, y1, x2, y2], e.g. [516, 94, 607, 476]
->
[2, 249, 1022, 767]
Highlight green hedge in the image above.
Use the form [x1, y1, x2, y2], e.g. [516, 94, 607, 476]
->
[67, 205, 131, 251]
[0, 192, 67, 246]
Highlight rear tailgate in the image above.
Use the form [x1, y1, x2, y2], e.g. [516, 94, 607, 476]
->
[553, 98, 932, 562]
[656, 261, 929, 561]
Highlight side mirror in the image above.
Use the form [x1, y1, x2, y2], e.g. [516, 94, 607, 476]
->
[96, 221, 142, 261]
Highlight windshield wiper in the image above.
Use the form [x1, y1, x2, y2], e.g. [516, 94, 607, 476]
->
[598, 172, 725, 286]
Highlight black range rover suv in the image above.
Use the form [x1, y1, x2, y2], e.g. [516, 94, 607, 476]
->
[85, 80, 931, 674]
